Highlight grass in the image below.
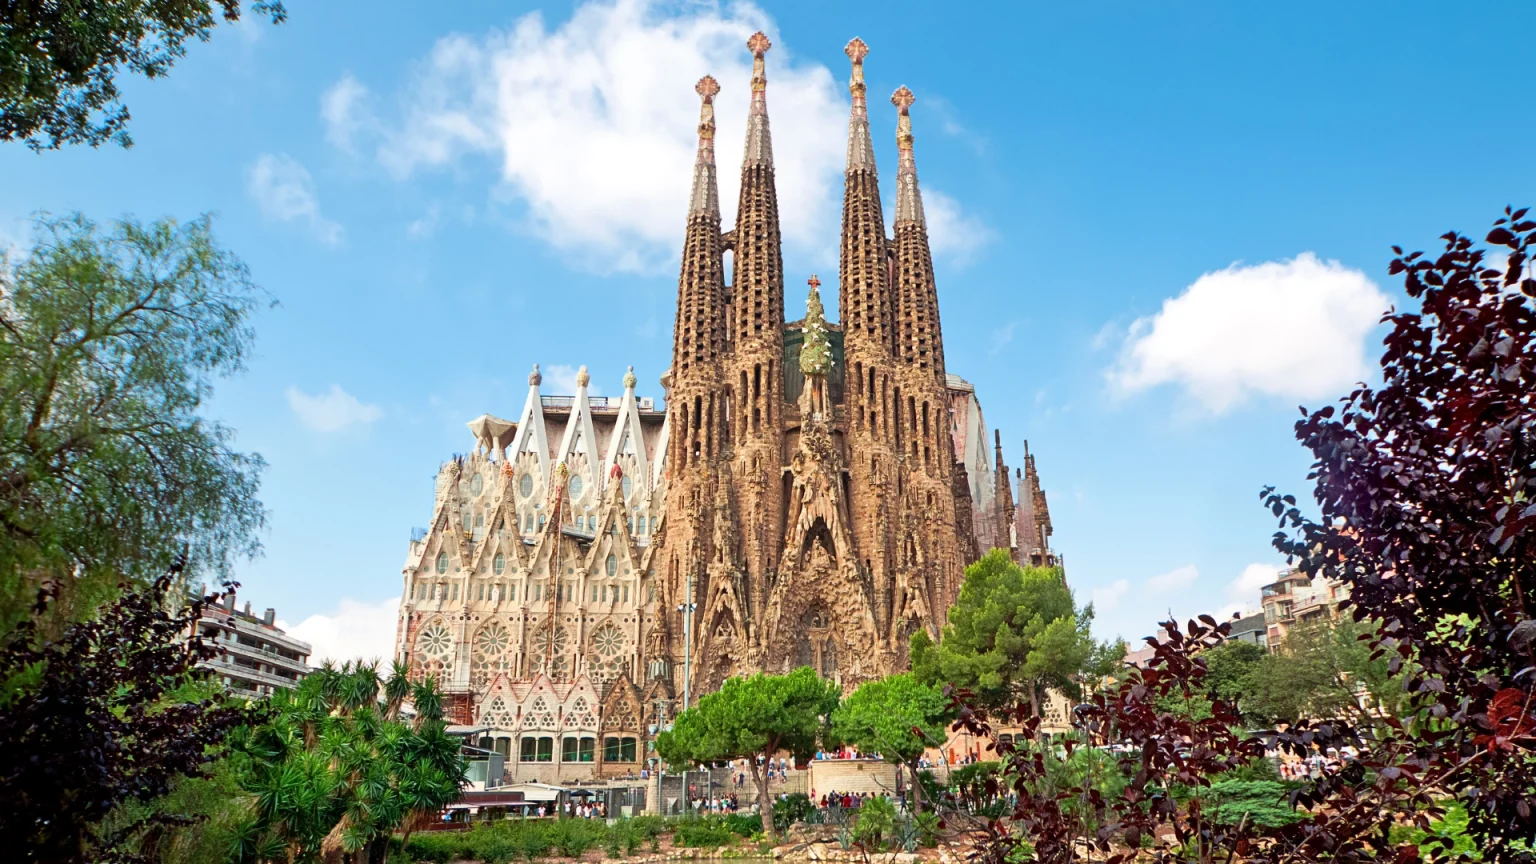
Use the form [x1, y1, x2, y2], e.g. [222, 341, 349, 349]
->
[397, 815, 669, 863]
[393, 813, 770, 863]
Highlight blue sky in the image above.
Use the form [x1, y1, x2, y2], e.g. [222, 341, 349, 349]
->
[3, 1, 1527, 661]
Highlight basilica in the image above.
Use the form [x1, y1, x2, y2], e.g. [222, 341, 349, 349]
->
[394, 34, 1058, 780]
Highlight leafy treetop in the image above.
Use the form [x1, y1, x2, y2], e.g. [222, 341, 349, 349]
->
[657, 666, 839, 838]
[0, 213, 270, 633]
[911, 548, 1097, 716]
[0, 1, 287, 150]
[831, 672, 951, 812]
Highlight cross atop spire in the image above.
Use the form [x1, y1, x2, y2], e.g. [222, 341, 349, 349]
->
[743, 32, 773, 166]
[688, 75, 721, 217]
[892, 86, 925, 226]
[807, 274, 821, 291]
[844, 37, 876, 170]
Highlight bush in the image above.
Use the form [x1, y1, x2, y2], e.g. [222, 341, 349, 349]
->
[773, 792, 816, 831]
[673, 817, 738, 848]
[1200, 780, 1304, 829]
[852, 797, 897, 851]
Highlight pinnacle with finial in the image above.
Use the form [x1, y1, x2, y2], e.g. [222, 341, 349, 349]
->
[844, 37, 876, 169]
[689, 75, 721, 216]
[892, 86, 924, 225]
[529, 363, 542, 386]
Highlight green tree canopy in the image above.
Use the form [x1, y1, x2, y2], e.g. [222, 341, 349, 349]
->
[831, 672, 951, 812]
[910, 549, 1099, 716]
[1240, 617, 1402, 728]
[656, 667, 839, 837]
[0, 1, 286, 149]
[233, 660, 465, 864]
[0, 213, 269, 633]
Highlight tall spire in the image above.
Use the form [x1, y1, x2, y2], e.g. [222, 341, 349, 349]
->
[744, 31, 773, 166]
[892, 86, 925, 227]
[689, 75, 721, 217]
[731, 29, 785, 345]
[845, 37, 876, 169]
[892, 85, 944, 376]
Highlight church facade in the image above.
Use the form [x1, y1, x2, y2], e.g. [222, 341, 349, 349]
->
[393, 34, 1057, 781]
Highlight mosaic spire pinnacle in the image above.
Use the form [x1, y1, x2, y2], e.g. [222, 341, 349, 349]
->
[845, 37, 876, 170]
[688, 75, 721, 217]
[743, 31, 773, 166]
[892, 86, 925, 227]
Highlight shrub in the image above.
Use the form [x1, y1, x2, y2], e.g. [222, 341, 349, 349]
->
[773, 792, 816, 831]
[1201, 780, 1304, 829]
[852, 797, 897, 851]
[673, 817, 738, 848]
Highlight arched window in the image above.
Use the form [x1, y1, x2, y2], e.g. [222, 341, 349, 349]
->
[493, 553, 505, 575]
[519, 474, 533, 498]
[435, 552, 448, 574]
[606, 554, 618, 577]
[822, 639, 839, 677]
[570, 474, 584, 500]
[622, 475, 633, 499]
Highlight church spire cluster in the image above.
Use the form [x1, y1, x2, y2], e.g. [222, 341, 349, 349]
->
[393, 30, 1062, 752]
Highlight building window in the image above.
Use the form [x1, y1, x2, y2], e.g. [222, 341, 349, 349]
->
[470, 473, 484, 497]
[451, 583, 459, 601]
[494, 553, 505, 575]
[622, 476, 633, 499]
[436, 552, 448, 574]
[623, 584, 629, 603]
[592, 585, 599, 602]
[562, 736, 596, 763]
[477, 583, 485, 601]
[509, 584, 516, 601]
[587, 515, 596, 531]
[520, 474, 534, 498]
[539, 515, 547, 529]
[603, 736, 638, 762]
[606, 555, 618, 577]
[521, 735, 554, 762]
[570, 475, 584, 500]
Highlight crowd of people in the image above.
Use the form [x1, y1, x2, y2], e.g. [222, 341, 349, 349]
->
[1277, 746, 1358, 780]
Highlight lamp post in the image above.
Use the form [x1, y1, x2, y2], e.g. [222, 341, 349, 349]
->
[677, 580, 697, 815]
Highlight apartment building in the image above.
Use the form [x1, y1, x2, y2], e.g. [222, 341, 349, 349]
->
[195, 591, 312, 698]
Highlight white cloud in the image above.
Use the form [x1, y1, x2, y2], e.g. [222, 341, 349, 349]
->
[1091, 578, 1130, 614]
[1109, 253, 1389, 413]
[334, 0, 982, 273]
[1146, 564, 1200, 595]
[1220, 562, 1280, 618]
[542, 364, 604, 397]
[280, 596, 400, 665]
[321, 74, 373, 153]
[286, 384, 384, 432]
[247, 154, 344, 244]
[407, 202, 442, 238]
[989, 320, 1018, 356]
[923, 188, 993, 264]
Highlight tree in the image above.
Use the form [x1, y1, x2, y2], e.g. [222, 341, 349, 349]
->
[911, 549, 1098, 717]
[832, 672, 951, 813]
[960, 209, 1536, 864]
[0, 213, 269, 634]
[0, 1, 287, 150]
[1200, 640, 1265, 720]
[656, 667, 839, 838]
[0, 565, 247, 863]
[233, 661, 465, 864]
[1238, 618, 1402, 728]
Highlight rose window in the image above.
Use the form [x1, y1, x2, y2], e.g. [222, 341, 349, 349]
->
[586, 623, 628, 682]
[531, 623, 568, 656]
[471, 622, 513, 686]
[419, 622, 453, 657]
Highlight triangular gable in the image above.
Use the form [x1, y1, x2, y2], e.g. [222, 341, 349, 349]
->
[506, 366, 552, 485]
[602, 367, 651, 499]
[554, 367, 602, 499]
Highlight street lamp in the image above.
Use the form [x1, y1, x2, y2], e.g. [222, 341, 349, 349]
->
[677, 580, 697, 815]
